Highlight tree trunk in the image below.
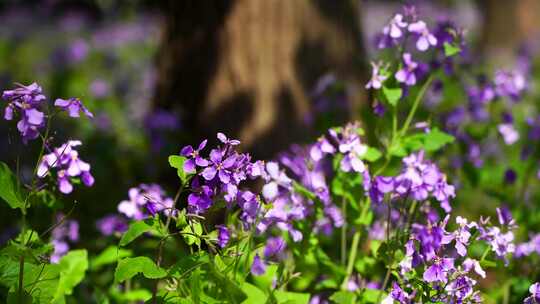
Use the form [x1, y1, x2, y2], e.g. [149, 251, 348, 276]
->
[153, 0, 367, 159]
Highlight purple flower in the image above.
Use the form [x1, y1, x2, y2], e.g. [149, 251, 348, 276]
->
[423, 256, 454, 283]
[181, 140, 209, 173]
[524, 282, 540, 304]
[391, 151, 455, 211]
[216, 225, 230, 248]
[309, 137, 335, 162]
[486, 227, 515, 261]
[369, 176, 394, 204]
[264, 236, 286, 261]
[494, 70, 526, 101]
[187, 178, 214, 214]
[496, 206, 517, 229]
[498, 123, 519, 145]
[251, 254, 266, 276]
[382, 14, 408, 39]
[372, 100, 386, 117]
[463, 258, 486, 278]
[96, 214, 128, 236]
[2, 82, 46, 142]
[37, 140, 94, 194]
[366, 62, 388, 89]
[50, 213, 79, 263]
[54, 98, 93, 118]
[395, 53, 418, 86]
[452, 216, 475, 256]
[201, 149, 236, 184]
[382, 282, 411, 304]
[444, 275, 478, 302]
[408, 21, 437, 51]
[118, 184, 174, 219]
[217, 132, 240, 146]
[262, 162, 292, 201]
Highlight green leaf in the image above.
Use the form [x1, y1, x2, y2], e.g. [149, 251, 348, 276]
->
[443, 42, 461, 57]
[422, 128, 455, 151]
[361, 288, 386, 303]
[53, 249, 88, 302]
[168, 253, 209, 278]
[90, 246, 132, 271]
[119, 218, 160, 247]
[182, 222, 203, 246]
[252, 264, 278, 291]
[479, 259, 497, 268]
[362, 147, 382, 162]
[0, 162, 24, 210]
[274, 290, 310, 304]
[24, 263, 61, 303]
[241, 283, 267, 303]
[329, 291, 357, 304]
[209, 265, 247, 303]
[114, 256, 167, 283]
[382, 86, 402, 107]
[168, 155, 188, 183]
[400, 128, 455, 153]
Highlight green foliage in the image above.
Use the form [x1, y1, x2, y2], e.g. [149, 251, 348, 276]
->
[181, 221, 203, 246]
[168, 155, 190, 185]
[53, 249, 89, 302]
[241, 282, 267, 303]
[0, 162, 25, 210]
[390, 127, 455, 156]
[443, 42, 461, 57]
[119, 218, 161, 247]
[329, 291, 357, 304]
[273, 290, 310, 304]
[114, 256, 167, 283]
[90, 246, 132, 271]
[382, 86, 403, 107]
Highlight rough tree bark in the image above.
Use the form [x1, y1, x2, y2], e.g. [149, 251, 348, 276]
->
[153, 0, 368, 159]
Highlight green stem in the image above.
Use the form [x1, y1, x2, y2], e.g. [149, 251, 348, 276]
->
[341, 231, 361, 290]
[480, 246, 490, 262]
[18, 109, 52, 303]
[377, 267, 392, 303]
[341, 197, 347, 265]
[405, 200, 418, 232]
[399, 75, 434, 138]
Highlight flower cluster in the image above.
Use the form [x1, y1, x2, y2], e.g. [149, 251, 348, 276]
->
[181, 133, 263, 215]
[382, 207, 518, 304]
[2, 83, 46, 142]
[37, 140, 95, 194]
[117, 183, 174, 220]
[50, 213, 79, 263]
[370, 150, 455, 212]
[2, 83, 94, 143]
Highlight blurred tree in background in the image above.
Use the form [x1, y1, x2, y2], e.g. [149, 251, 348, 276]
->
[153, 0, 368, 159]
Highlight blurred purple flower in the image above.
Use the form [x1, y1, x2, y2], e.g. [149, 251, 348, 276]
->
[55, 98, 93, 118]
[251, 254, 266, 276]
[395, 53, 418, 86]
[408, 21, 437, 51]
[96, 214, 128, 236]
[216, 225, 230, 248]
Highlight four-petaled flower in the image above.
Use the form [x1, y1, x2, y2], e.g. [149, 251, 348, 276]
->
[395, 53, 419, 86]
